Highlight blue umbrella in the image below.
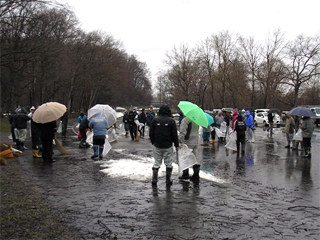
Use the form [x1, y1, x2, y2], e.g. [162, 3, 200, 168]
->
[205, 112, 214, 126]
[289, 107, 316, 117]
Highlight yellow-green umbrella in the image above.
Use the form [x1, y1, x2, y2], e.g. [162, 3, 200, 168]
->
[178, 101, 208, 127]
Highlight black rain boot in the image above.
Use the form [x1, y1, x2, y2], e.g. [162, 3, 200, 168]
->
[179, 169, 189, 180]
[190, 165, 200, 182]
[166, 167, 173, 186]
[99, 146, 103, 160]
[285, 141, 291, 148]
[152, 167, 159, 186]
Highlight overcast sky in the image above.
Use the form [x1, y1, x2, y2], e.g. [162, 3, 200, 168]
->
[59, 0, 320, 85]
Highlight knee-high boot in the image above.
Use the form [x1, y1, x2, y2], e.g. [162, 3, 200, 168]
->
[99, 146, 104, 159]
[152, 167, 159, 186]
[91, 145, 98, 159]
[166, 168, 173, 186]
[179, 169, 189, 180]
[190, 165, 200, 182]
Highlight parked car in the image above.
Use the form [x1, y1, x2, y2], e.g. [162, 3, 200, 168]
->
[310, 107, 320, 126]
[255, 112, 280, 127]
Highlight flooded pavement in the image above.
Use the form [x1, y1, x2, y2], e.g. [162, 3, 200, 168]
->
[5, 124, 320, 239]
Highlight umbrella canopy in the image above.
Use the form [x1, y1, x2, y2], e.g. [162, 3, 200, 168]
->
[268, 109, 280, 114]
[88, 104, 117, 126]
[289, 107, 316, 117]
[32, 102, 67, 124]
[178, 101, 208, 127]
[205, 112, 214, 126]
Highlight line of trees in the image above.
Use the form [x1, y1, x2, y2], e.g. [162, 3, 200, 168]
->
[0, 0, 153, 114]
[156, 30, 320, 111]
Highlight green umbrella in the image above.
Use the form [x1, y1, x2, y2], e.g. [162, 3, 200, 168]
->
[178, 101, 208, 127]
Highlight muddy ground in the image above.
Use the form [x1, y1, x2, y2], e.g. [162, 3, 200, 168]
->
[1, 119, 320, 240]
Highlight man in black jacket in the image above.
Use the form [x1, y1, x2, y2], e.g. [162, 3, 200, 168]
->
[149, 105, 179, 186]
[13, 108, 30, 150]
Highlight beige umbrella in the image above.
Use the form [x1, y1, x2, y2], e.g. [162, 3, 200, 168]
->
[32, 102, 67, 124]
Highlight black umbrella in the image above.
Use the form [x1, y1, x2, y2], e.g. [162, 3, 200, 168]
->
[268, 109, 280, 114]
[289, 107, 316, 117]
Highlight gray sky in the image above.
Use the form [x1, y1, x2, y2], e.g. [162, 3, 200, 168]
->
[60, 0, 320, 84]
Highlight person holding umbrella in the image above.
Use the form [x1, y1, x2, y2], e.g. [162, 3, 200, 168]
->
[284, 113, 295, 149]
[177, 101, 208, 182]
[88, 115, 109, 160]
[301, 116, 314, 158]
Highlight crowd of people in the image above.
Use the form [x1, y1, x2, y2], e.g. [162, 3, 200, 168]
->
[7, 104, 315, 185]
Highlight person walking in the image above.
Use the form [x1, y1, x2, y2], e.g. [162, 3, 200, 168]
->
[234, 114, 246, 156]
[128, 110, 138, 141]
[39, 120, 57, 162]
[79, 115, 90, 148]
[178, 116, 200, 182]
[301, 116, 314, 158]
[122, 111, 130, 137]
[88, 115, 109, 160]
[13, 108, 30, 150]
[139, 108, 147, 137]
[267, 112, 274, 136]
[231, 109, 238, 130]
[9, 108, 18, 146]
[149, 105, 179, 186]
[284, 113, 295, 149]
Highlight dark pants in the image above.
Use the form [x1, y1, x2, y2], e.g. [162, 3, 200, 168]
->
[62, 123, 67, 137]
[42, 138, 53, 161]
[93, 137, 105, 157]
[302, 138, 311, 149]
[236, 136, 245, 153]
[140, 125, 145, 137]
[11, 126, 16, 143]
[129, 125, 137, 140]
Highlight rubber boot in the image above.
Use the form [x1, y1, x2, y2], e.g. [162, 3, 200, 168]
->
[99, 146, 104, 160]
[152, 167, 159, 186]
[190, 165, 200, 182]
[285, 141, 291, 148]
[179, 169, 189, 180]
[166, 168, 173, 186]
[33, 149, 42, 158]
[91, 145, 98, 159]
[302, 148, 311, 158]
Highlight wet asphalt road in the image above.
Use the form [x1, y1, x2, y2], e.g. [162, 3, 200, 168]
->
[4, 122, 320, 240]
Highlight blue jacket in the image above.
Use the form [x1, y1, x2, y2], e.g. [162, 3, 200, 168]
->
[245, 111, 254, 129]
[88, 116, 108, 136]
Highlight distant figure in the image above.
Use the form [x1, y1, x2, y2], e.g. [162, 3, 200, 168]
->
[139, 108, 146, 137]
[149, 105, 179, 186]
[78, 112, 85, 123]
[128, 110, 138, 141]
[234, 114, 246, 156]
[13, 108, 30, 150]
[301, 116, 314, 158]
[9, 108, 19, 145]
[29, 106, 42, 158]
[122, 111, 130, 137]
[79, 116, 90, 148]
[267, 112, 274, 136]
[88, 115, 109, 160]
[60, 111, 68, 138]
[284, 113, 295, 149]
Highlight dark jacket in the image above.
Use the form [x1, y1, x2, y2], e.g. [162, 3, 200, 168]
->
[139, 112, 146, 124]
[13, 114, 30, 129]
[149, 105, 179, 149]
[234, 116, 246, 140]
[79, 116, 89, 131]
[39, 121, 57, 140]
[128, 111, 137, 127]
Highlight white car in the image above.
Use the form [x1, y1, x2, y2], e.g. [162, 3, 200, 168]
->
[255, 112, 280, 127]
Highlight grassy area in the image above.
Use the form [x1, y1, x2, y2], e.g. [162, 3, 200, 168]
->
[0, 117, 11, 133]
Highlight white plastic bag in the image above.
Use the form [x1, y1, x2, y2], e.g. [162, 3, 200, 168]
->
[177, 144, 197, 172]
[293, 129, 302, 141]
[102, 140, 112, 156]
[57, 121, 62, 133]
[220, 121, 227, 135]
[86, 131, 93, 146]
[215, 127, 224, 138]
[246, 128, 255, 143]
[225, 131, 237, 151]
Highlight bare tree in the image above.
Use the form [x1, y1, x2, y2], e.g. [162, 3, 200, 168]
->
[282, 35, 320, 107]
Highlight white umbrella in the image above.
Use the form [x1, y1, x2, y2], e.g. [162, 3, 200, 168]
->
[32, 102, 67, 124]
[88, 104, 117, 126]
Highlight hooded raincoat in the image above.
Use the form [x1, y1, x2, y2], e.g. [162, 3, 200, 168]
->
[245, 110, 254, 129]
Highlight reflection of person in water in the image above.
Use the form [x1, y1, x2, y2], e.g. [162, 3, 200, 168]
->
[301, 160, 312, 190]
[244, 144, 254, 167]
